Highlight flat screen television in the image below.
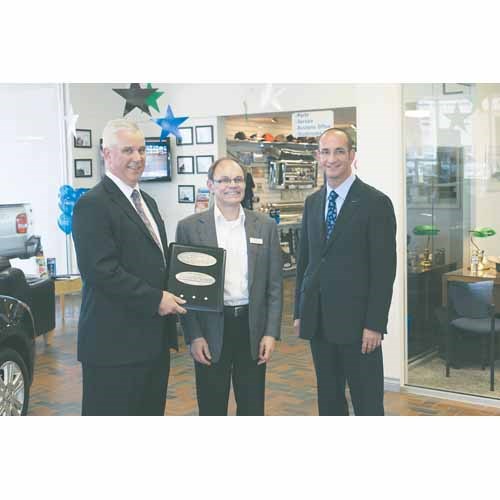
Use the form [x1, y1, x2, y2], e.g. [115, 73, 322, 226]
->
[141, 137, 172, 182]
[98, 137, 172, 182]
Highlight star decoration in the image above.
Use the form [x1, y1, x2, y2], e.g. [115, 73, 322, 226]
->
[444, 103, 472, 132]
[65, 104, 79, 138]
[145, 83, 164, 113]
[112, 83, 158, 116]
[259, 83, 286, 111]
[153, 105, 189, 141]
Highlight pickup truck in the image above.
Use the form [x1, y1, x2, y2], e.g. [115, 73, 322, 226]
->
[0, 204, 41, 259]
[0, 204, 55, 416]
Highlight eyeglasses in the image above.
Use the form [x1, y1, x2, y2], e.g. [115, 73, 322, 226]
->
[212, 176, 246, 186]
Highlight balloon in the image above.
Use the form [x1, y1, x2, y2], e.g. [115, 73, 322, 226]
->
[57, 213, 72, 235]
[59, 198, 75, 217]
[58, 185, 73, 198]
[75, 188, 89, 200]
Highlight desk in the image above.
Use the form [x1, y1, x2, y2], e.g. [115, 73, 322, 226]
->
[54, 277, 82, 323]
[442, 268, 500, 312]
[407, 263, 456, 358]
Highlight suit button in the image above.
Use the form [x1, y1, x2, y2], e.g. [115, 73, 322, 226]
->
[321, 258, 325, 263]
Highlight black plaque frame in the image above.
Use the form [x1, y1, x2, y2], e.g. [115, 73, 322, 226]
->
[167, 243, 226, 312]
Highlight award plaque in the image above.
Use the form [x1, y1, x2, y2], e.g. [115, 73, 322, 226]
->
[167, 243, 226, 312]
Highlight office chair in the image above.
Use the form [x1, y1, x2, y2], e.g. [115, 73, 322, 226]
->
[446, 280, 500, 391]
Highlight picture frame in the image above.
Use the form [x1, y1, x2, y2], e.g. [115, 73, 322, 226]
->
[177, 156, 194, 174]
[195, 125, 214, 145]
[176, 127, 193, 146]
[74, 129, 92, 148]
[178, 185, 195, 204]
[74, 159, 93, 178]
[196, 155, 214, 174]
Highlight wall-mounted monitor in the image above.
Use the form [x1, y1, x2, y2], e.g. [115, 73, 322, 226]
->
[142, 137, 172, 182]
[98, 137, 172, 182]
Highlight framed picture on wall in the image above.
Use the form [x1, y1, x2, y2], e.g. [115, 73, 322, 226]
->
[74, 159, 93, 178]
[177, 156, 194, 174]
[176, 127, 193, 146]
[195, 125, 214, 144]
[196, 155, 214, 174]
[178, 185, 195, 204]
[74, 129, 92, 148]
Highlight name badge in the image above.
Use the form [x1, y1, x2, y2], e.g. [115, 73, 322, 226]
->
[250, 237, 263, 245]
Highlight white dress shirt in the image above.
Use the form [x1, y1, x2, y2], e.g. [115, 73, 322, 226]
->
[214, 203, 249, 306]
[106, 171, 164, 256]
[325, 173, 356, 221]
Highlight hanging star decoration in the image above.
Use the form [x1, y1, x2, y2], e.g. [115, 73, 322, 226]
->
[259, 83, 286, 111]
[145, 83, 164, 113]
[153, 105, 189, 141]
[444, 103, 472, 132]
[65, 104, 79, 138]
[112, 83, 158, 117]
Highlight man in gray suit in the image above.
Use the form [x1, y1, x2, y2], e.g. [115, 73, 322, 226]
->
[176, 157, 283, 416]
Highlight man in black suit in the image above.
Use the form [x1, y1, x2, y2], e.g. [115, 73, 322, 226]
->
[294, 128, 396, 416]
[72, 119, 186, 416]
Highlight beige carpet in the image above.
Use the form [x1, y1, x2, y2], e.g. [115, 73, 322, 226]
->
[408, 355, 500, 399]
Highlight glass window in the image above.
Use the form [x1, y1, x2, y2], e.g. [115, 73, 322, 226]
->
[405, 83, 500, 399]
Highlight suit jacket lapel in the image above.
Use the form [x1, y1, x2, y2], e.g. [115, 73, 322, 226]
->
[316, 186, 327, 242]
[323, 177, 364, 255]
[197, 208, 219, 247]
[245, 210, 260, 292]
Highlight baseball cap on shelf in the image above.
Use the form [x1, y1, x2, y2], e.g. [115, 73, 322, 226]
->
[234, 131, 247, 140]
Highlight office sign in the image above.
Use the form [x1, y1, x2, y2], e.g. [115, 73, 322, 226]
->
[292, 110, 334, 138]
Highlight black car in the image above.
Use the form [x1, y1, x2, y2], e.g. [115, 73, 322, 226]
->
[0, 257, 55, 415]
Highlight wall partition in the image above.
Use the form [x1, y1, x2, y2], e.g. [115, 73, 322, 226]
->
[0, 83, 69, 274]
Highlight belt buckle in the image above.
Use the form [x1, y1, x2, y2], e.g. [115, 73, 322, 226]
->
[234, 305, 246, 318]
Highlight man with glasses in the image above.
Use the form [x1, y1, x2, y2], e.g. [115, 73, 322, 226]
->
[294, 128, 396, 416]
[72, 119, 186, 415]
[176, 157, 283, 415]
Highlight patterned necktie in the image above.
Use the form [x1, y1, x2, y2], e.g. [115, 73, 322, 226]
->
[326, 190, 339, 240]
[131, 189, 163, 250]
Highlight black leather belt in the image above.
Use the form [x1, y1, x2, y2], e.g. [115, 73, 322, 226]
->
[224, 304, 249, 318]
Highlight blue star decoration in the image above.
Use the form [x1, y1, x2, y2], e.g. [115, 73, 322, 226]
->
[112, 83, 158, 117]
[153, 105, 188, 141]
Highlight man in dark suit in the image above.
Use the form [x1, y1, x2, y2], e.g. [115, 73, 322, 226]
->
[176, 158, 283, 416]
[294, 128, 396, 416]
[72, 119, 186, 416]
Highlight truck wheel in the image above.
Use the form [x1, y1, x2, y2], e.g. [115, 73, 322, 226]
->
[0, 348, 30, 416]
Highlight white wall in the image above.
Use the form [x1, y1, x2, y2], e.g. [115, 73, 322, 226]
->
[67, 83, 405, 381]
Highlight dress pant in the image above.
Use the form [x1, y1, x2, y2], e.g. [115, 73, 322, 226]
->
[194, 307, 266, 416]
[81, 353, 170, 416]
[310, 332, 384, 416]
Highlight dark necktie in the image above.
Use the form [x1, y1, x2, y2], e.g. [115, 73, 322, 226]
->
[131, 189, 163, 251]
[326, 190, 339, 240]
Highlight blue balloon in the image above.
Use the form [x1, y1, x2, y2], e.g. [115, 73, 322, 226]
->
[59, 198, 75, 217]
[75, 188, 89, 200]
[59, 185, 73, 198]
[57, 213, 72, 235]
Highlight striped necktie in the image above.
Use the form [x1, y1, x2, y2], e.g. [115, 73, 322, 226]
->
[131, 189, 163, 250]
[326, 190, 339, 240]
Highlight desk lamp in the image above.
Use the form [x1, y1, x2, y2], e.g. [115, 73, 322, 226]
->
[412, 225, 439, 268]
[470, 227, 496, 271]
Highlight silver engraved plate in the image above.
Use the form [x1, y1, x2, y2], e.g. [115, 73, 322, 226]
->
[176, 271, 216, 287]
[177, 252, 217, 267]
